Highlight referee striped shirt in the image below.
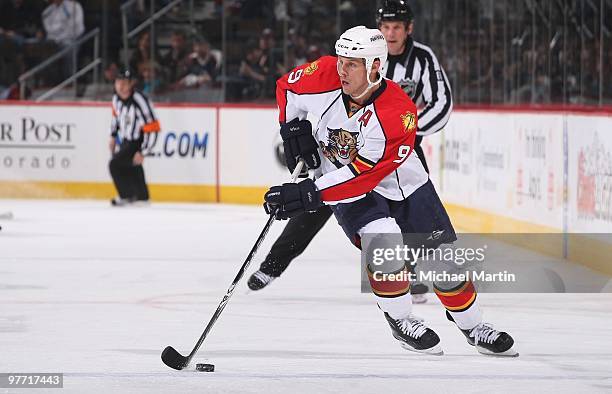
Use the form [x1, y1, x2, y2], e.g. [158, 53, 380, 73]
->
[110, 91, 160, 150]
[383, 37, 452, 136]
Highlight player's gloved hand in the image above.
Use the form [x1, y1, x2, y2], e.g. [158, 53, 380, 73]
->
[280, 119, 321, 172]
[264, 178, 321, 220]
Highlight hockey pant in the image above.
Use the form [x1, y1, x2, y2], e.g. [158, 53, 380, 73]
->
[109, 140, 149, 201]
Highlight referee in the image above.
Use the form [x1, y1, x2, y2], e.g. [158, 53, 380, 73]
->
[247, 0, 453, 296]
[109, 70, 160, 206]
[378, 0, 453, 171]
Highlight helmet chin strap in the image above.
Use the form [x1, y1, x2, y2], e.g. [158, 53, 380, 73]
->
[350, 71, 382, 100]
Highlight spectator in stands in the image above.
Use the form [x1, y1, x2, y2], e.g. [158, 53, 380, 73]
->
[0, 0, 44, 89]
[0, 83, 21, 100]
[104, 61, 120, 83]
[238, 39, 266, 99]
[129, 31, 161, 81]
[0, 38, 20, 92]
[41, 0, 85, 83]
[41, 0, 84, 47]
[258, 28, 275, 53]
[286, 27, 307, 69]
[130, 31, 164, 94]
[137, 60, 163, 95]
[305, 44, 322, 62]
[0, 0, 44, 47]
[160, 30, 190, 85]
[256, 28, 283, 98]
[174, 39, 218, 89]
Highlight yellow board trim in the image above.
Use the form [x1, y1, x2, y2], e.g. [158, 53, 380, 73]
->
[151, 184, 217, 202]
[0, 181, 117, 199]
[0, 181, 265, 204]
[220, 185, 268, 204]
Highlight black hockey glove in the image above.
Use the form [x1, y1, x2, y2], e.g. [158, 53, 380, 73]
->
[280, 119, 321, 172]
[264, 178, 322, 220]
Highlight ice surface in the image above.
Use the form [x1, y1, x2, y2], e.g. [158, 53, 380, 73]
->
[0, 200, 611, 393]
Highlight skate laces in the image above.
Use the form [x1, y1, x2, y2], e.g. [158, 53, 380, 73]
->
[470, 323, 501, 344]
[253, 270, 274, 285]
[396, 316, 427, 339]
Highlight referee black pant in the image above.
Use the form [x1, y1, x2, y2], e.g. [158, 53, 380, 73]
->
[259, 136, 429, 277]
[109, 141, 149, 201]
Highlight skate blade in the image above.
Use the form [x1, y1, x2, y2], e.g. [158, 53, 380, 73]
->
[411, 294, 428, 304]
[0, 211, 14, 220]
[476, 346, 519, 357]
[399, 342, 444, 356]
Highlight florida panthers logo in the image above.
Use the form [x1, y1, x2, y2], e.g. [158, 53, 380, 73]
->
[320, 127, 360, 167]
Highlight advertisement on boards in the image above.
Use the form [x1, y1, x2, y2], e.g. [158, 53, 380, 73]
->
[0, 104, 217, 186]
[568, 115, 612, 232]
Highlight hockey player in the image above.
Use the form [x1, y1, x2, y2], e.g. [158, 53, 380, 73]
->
[248, 0, 451, 304]
[263, 26, 517, 357]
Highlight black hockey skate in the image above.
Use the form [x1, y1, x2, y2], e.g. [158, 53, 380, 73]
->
[111, 197, 132, 206]
[410, 282, 429, 304]
[383, 312, 443, 355]
[111, 197, 149, 207]
[247, 270, 276, 291]
[446, 311, 518, 357]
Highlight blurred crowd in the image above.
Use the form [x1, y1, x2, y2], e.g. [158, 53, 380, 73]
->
[1, 0, 610, 104]
[105, 0, 334, 101]
[411, 0, 612, 105]
[0, 0, 84, 99]
[104, 30, 221, 95]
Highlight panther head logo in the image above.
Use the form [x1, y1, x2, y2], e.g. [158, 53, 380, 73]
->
[320, 128, 360, 165]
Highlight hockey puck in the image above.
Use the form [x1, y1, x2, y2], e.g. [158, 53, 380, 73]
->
[196, 363, 214, 372]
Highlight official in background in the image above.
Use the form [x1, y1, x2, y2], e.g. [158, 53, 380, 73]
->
[109, 70, 160, 206]
[378, 0, 452, 173]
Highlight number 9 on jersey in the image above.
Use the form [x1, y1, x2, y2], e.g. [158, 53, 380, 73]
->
[393, 145, 411, 163]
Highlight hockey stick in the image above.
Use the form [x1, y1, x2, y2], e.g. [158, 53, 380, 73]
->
[161, 160, 305, 371]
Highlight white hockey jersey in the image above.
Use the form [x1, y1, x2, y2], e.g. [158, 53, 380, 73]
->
[277, 56, 428, 205]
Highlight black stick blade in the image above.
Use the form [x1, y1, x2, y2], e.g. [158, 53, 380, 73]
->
[161, 346, 190, 370]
